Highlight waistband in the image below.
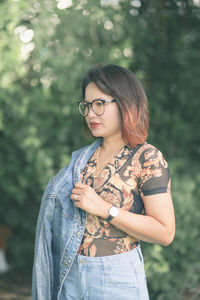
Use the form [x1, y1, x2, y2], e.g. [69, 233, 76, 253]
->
[76, 245, 143, 265]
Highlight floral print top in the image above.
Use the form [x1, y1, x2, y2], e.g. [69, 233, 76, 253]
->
[77, 142, 171, 257]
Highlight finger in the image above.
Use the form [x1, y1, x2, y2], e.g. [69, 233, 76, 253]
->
[74, 182, 86, 189]
[71, 194, 79, 202]
[73, 200, 80, 207]
[72, 188, 82, 194]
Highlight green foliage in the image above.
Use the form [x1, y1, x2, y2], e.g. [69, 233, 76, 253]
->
[0, 0, 200, 298]
[143, 162, 200, 299]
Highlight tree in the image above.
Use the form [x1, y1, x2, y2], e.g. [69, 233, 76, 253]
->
[0, 0, 200, 298]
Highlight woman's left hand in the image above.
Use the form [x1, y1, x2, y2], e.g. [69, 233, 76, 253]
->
[71, 182, 110, 217]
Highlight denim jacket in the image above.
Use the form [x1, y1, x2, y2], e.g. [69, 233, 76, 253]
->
[32, 138, 102, 300]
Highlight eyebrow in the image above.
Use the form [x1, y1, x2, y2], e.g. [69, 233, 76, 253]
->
[84, 98, 104, 103]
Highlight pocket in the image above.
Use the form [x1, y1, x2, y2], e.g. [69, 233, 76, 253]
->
[131, 248, 147, 280]
[54, 197, 76, 220]
[106, 263, 137, 289]
[135, 245, 144, 264]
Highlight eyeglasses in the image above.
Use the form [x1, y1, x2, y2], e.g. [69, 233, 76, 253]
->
[77, 99, 116, 117]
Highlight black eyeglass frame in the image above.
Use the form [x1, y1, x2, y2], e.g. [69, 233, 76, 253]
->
[77, 99, 117, 117]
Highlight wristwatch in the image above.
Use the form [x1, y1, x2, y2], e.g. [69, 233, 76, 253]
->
[106, 205, 119, 222]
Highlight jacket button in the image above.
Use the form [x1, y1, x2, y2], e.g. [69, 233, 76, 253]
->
[76, 232, 81, 237]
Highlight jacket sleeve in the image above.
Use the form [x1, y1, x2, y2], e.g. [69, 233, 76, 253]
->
[32, 176, 56, 300]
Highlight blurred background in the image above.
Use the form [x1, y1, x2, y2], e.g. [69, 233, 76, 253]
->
[0, 0, 200, 299]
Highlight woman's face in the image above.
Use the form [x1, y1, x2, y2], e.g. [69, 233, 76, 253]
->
[84, 82, 122, 139]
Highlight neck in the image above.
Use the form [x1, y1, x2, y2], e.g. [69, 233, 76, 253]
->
[101, 134, 127, 153]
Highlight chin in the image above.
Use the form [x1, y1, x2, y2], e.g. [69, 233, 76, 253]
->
[91, 132, 103, 137]
[89, 129, 103, 137]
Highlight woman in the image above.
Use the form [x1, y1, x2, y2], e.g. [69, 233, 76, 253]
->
[32, 64, 175, 300]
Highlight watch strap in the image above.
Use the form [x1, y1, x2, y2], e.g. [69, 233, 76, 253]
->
[105, 214, 115, 222]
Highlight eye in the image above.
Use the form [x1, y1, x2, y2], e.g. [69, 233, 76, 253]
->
[95, 100, 103, 107]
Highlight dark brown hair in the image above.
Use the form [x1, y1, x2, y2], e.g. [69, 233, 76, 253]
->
[82, 64, 149, 148]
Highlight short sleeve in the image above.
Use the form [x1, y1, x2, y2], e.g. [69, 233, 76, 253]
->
[139, 147, 171, 197]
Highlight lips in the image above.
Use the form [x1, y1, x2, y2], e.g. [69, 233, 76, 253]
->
[89, 122, 101, 128]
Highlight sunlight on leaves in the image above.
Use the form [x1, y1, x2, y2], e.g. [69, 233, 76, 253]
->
[57, 0, 73, 10]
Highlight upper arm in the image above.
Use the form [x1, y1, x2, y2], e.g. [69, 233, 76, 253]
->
[142, 192, 175, 232]
[139, 146, 175, 236]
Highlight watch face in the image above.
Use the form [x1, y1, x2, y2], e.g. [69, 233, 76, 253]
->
[110, 206, 119, 217]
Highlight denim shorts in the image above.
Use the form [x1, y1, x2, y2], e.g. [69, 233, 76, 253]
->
[60, 245, 149, 300]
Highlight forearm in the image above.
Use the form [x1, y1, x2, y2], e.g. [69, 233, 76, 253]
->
[72, 184, 175, 246]
[99, 202, 174, 246]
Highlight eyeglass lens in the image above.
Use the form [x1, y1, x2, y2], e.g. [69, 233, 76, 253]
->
[79, 100, 105, 116]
